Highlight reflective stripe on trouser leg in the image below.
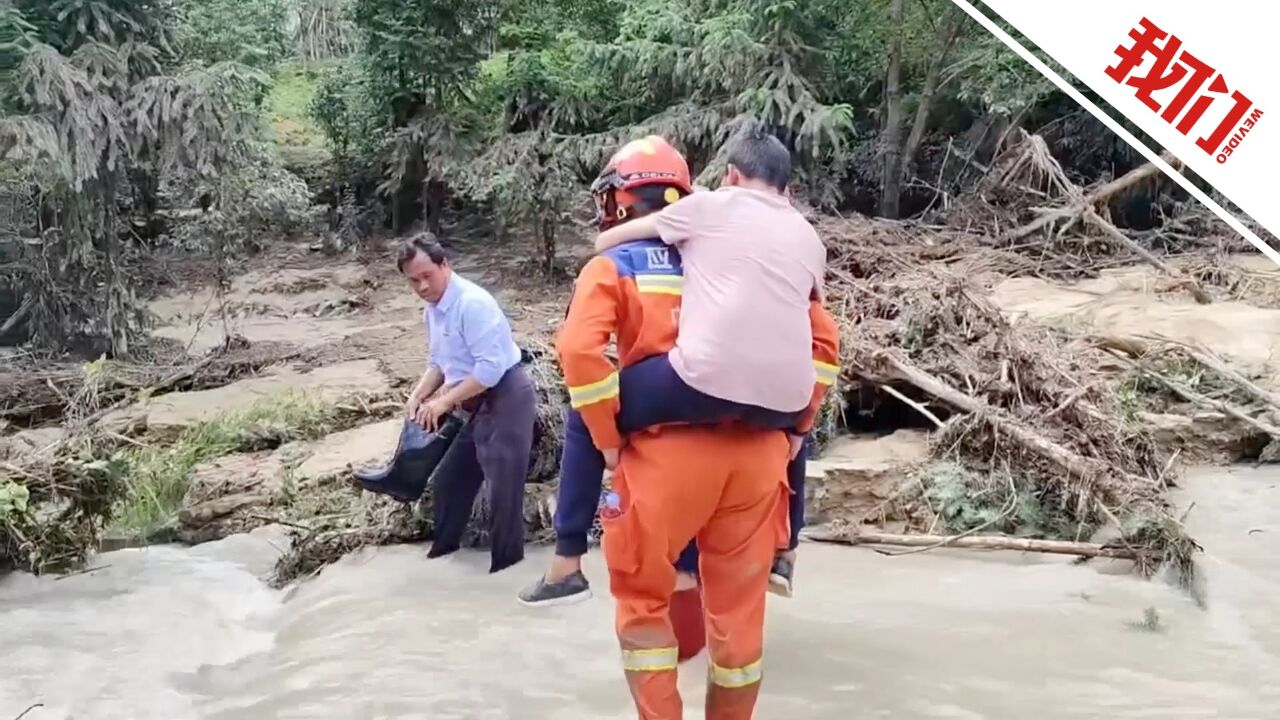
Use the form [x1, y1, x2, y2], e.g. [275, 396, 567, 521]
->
[621, 643, 682, 720]
[706, 655, 764, 720]
[696, 435, 788, 720]
[623, 647, 679, 672]
[709, 658, 762, 688]
[605, 464, 684, 720]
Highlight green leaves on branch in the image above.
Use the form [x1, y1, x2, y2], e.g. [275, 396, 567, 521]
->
[128, 61, 267, 178]
[33, 0, 178, 55]
[0, 479, 30, 522]
[5, 44, 128, 190]
[2, 42, 262, 189]
[945, 31, 1055, 118]
[0, 0, 267, 356]
[175, 0, 291, 70]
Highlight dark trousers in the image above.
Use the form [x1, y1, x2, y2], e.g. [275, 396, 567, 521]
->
[430, 364, 537, 573]
[554, 353, 811, 563]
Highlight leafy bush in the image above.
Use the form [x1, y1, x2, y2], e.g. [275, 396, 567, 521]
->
[177, 0, 292, 72]
[169, 160, 319, 254]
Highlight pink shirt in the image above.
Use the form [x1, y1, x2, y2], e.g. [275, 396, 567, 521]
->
[653, 186, 826, 413]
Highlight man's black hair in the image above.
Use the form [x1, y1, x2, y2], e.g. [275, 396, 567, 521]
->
[725, 128, 792, 192]
[397, 232, 448, 273]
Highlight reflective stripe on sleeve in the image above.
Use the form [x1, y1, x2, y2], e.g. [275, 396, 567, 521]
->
[567, 372, 620, 409]
[814, 360, 839, 386]
[634, 274, 683, 295]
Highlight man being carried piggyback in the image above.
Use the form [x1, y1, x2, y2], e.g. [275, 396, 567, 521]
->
[519, 128, 839, 619]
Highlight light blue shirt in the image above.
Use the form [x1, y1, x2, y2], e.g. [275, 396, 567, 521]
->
[424, 273, 522, 388]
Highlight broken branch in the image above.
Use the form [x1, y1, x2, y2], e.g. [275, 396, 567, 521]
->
[1083, 209, 1212, 304]
[0, 296, 32, 335]
[1002, 151, 1182, 243]
[1107, 349, 1280, 438]
[879, 383, 946, 429]
[805, 529, 1156, 561]
[1163, 338, 1280, 415]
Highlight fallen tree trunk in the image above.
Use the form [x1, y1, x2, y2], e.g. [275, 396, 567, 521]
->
[805, 529, 1156, 561]
[1083, 209, 1212, 304]
[881, 352, 1149, 488]
[1106, 348, 1280, 438]
[1004, 150, 1182, 242]
[1084, 152, 1180, 205]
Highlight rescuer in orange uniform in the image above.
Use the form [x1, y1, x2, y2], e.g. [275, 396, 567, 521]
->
[550, 135, 839, 718]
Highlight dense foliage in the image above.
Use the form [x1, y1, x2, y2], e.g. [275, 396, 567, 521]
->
[1, 0, 1096, 356]
[0, 0, 326, 354]
[309, 0, 1064, 266]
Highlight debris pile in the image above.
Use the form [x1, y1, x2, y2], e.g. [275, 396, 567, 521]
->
[6, 132, 1280, 587]
[800, 134, 1280, 582]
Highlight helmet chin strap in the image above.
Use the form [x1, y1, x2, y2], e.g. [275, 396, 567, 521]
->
[594, 187, 639, 230]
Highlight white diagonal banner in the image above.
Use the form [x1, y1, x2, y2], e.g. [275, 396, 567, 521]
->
[954, 1, 1280, 266]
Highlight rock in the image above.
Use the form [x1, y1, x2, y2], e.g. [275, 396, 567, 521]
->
[1138, 411, 1268, 463]
[176, 414, 562, 552]
[104, 360, 393, 438]
[0, 426, 66, 461]
[187, 450, 298, 502]
[176, 446, 308, 544]
[176, 419, 405, 545]
[292, 419, 402, 482]
[804, 429, 933, 527]
[97, 533, 149, 553]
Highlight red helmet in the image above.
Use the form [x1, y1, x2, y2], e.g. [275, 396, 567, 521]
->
[591, 135, 694, 229]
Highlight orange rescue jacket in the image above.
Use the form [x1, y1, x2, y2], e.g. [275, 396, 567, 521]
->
[555, 238, 840, 451]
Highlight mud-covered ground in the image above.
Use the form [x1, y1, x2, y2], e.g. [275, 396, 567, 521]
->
[117, 234, 590, 576]
[153, 242, 1280, 562]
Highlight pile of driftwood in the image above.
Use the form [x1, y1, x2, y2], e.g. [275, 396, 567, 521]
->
[801, 134, 1280, 583]
[923, 130, 1263, 288]
[0, 431, 124, 574]
[814, 245, 1195, 577]
[0, 338, 302, 572]
[0, 338, 300, 428]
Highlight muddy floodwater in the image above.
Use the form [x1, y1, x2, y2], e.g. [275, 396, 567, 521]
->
[1, 465, 1277, 720]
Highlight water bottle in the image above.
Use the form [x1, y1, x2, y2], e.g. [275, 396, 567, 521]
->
[601, 491, 623, 520]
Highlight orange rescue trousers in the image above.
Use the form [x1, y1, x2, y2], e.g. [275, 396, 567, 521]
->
[601, 424, 790, 720]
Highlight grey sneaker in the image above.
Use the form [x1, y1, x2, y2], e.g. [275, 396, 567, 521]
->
[517, 570, 593, 608]
[768, 555, 794, 598]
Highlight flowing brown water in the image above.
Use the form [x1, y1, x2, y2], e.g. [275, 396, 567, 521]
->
[2, 465, 1276, 719]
